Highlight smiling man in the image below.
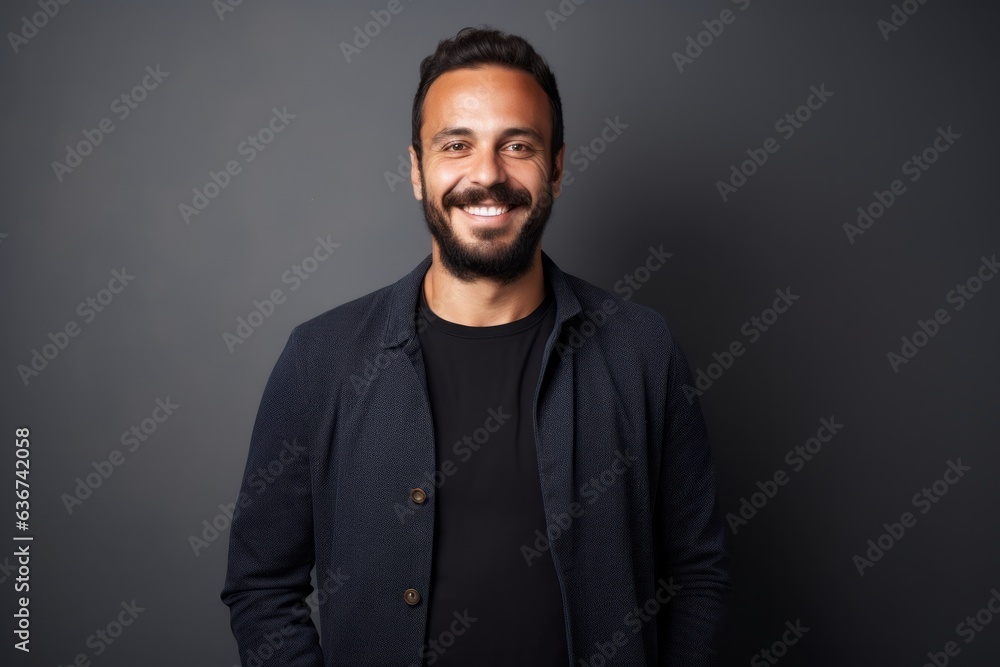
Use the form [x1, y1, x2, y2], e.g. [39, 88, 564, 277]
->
[222, 26, 732, 667]
[412, 61, 558, 294]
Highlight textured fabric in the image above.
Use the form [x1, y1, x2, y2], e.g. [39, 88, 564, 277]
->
[221, 250, 733, 666]
[416, 275, 568, 665]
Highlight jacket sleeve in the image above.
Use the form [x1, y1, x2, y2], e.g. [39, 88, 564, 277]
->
[655, 331, 733, 666]
[221, 327, 325, 666]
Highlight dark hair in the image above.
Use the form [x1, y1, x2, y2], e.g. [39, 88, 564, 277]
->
[411, 26, 564, 172]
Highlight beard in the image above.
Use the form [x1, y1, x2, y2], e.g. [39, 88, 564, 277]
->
[418, 166, 555, 285]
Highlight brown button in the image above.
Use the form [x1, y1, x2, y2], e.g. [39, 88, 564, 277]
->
[404, 588, 421, 605]
[409, 487, 427, 504]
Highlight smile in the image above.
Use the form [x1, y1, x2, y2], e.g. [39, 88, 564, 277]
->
[460, 205, 517, 217]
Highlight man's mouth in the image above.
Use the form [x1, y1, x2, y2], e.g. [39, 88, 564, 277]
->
[459, 204, 519, 217]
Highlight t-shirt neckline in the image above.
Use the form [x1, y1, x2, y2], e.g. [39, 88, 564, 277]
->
[418, 277, 553, 339]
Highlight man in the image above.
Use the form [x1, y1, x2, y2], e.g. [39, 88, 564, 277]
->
[222, 26, 732, 666]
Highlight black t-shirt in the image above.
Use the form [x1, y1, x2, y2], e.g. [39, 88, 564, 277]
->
[416, 272, 569, 666]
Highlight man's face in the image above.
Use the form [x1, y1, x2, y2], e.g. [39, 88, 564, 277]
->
[410, 65, 565, 285]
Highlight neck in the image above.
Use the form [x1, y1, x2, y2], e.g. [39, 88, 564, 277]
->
[422, 244, 545, 327]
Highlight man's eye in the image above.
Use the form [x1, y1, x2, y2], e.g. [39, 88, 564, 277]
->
[445, 142, 467, 151]
[506, 143, 527, 152]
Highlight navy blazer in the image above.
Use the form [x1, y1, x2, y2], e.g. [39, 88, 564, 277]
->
[221, 250, 732, 666]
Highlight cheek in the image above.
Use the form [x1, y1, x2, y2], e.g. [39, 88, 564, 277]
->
[510, 161, 551, 188]
[425, 167, 464, 200]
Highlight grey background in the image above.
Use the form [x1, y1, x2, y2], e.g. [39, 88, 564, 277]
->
[2, 0, 998, 665]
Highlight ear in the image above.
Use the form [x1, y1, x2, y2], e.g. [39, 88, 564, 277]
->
[551, 143, 566, 200]
[408, 146, 423, 201]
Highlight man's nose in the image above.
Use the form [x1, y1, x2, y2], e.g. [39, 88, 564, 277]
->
[467, 148, 507, 187]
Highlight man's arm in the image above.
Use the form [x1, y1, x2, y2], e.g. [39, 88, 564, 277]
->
[655, 332, 733, 665]
[221, 327, 325, 665]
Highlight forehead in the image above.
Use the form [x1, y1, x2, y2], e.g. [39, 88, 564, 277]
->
[421, 65, 552, 141]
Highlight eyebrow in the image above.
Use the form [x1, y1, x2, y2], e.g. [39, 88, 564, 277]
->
[430, 126, 546, 146]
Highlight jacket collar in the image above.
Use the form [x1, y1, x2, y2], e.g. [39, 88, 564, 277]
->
[381, 249, 582, 348]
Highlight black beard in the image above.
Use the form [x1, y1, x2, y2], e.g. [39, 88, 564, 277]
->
[418, 167, 554, 286]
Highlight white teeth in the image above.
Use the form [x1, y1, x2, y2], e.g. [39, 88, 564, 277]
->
[462, 205, 510, 217]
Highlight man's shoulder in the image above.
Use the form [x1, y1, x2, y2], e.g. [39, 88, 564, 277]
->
[283, 276, 401, 359]
[292, 283, 394, 343]
[560, 268, 678, 350]
[277, 255, 684, 360]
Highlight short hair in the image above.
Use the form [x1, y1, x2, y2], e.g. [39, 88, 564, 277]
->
[411, 26, 564, 172]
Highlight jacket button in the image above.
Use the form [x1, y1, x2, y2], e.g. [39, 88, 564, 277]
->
[409, 487, 427, 504]
[404, 588, 421, 605]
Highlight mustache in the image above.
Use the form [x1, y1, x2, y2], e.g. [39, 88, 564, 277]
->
[442, 183, 533, 209]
